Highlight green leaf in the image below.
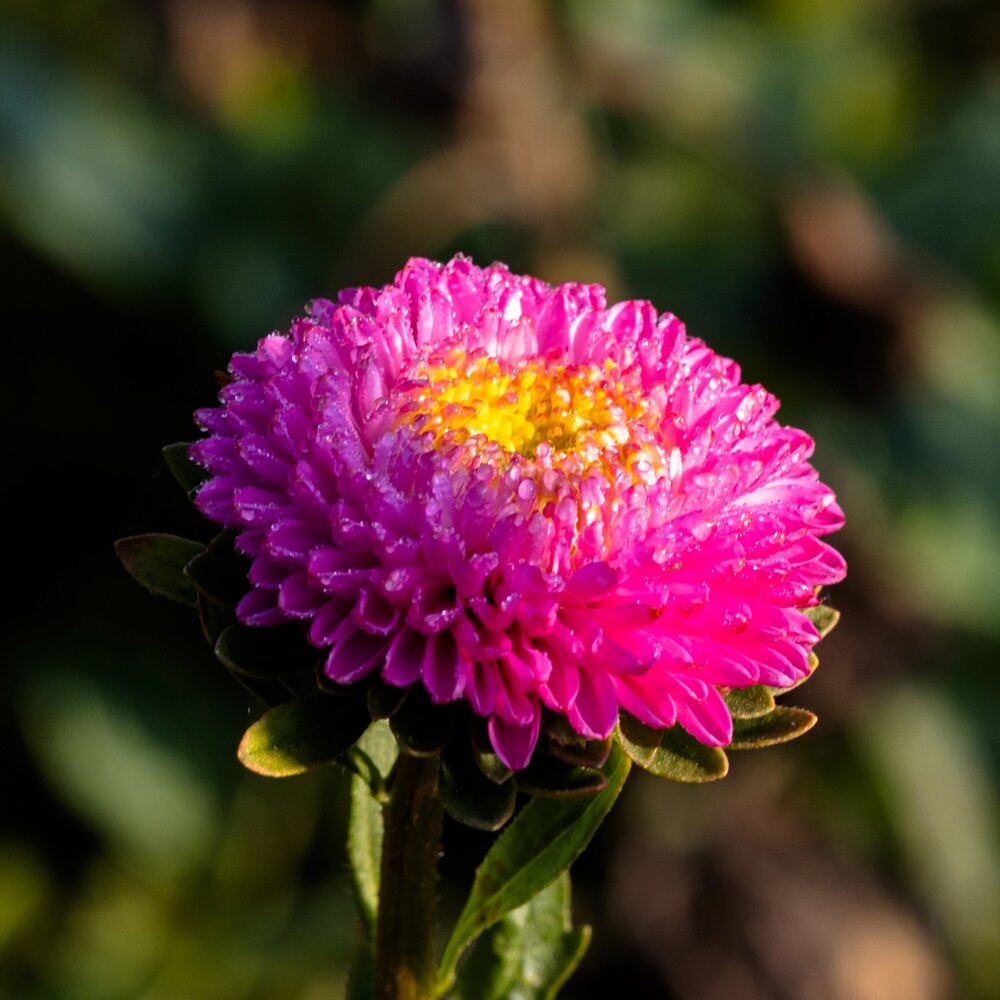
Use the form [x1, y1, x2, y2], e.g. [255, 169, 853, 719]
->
[440, 738, 517, 831]
[616, 711, 663, 767]
[436, 742, 630, 993]
[638, 725, 729, 783]
[389, 687, 454, 756]
[115, 533, 205, 606]
[215, 622, 319, 677]
[728, 707, 816, 749]
[348, 771, 383, 937]
[725, 684, 777, 719]
[162, 442, 209, 495]
[343, 719, 399, 799]
[804, 604, 840, 638]
[452, 873, 591, 1000]
[516, 754, 608, 799]
[184, 531, 250, 606]
[237, 694, 371, 777]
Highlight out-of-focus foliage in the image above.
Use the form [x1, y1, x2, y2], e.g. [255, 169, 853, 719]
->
[1, 1, 997, 998]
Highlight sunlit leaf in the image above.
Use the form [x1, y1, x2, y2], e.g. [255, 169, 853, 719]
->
[728, 707, 817, 749]
[805, 604, 840, 638]
[632, 725, 729, 783]
[237, 694, 370, 777]
[725, 684, 777, 719]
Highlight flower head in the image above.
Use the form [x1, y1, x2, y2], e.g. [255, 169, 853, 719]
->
[192, 256, 845, 770]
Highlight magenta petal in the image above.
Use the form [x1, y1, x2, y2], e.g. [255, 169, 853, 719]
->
[324, 626, 389, 685]
[236, 588, 287, 626]
[466, 660, 497, 716]
[423, 630, 465, 704]
[308, 598, 351, 646]
[383, 628, 426, 687]
[488, 704, 541, 771]
[673, 679, 732, 746]
[566, 665, 618, 739]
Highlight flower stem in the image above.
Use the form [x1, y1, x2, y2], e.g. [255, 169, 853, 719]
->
[375, 753, 445, 1000]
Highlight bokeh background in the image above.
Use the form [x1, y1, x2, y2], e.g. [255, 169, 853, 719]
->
[3, 1, 999, 997]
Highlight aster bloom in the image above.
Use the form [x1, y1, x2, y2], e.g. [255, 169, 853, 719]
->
[190, 256, 845, 772]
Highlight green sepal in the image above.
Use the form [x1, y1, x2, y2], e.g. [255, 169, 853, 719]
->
[617, 718, 729, 782]
[545, 735, 612, 770]
[237, 693, 371, 777]
[804, 604, 840, 638]
[184, 531, 250, 606]
[435, 742, 630, 995]
[616, 711, 663, 767]
[367, 676, 408, 720]
[471, 725, 514, 786]
[389, 687, 454, 756]
[725, 684, 777, 719]
[162, 441, 209, 496]
[440, 737, 517, 831]
[452, 872, 591, 1000]
[115, 533, 205, 606]
[728, 706, 816, 749]
[214, 622, 320, 677]
[516, 754, 608, 799]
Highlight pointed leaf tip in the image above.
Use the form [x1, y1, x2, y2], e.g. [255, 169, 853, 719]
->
[728, 707, 817, 749]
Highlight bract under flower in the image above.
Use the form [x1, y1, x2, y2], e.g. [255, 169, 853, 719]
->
[191, 256, 845, 770]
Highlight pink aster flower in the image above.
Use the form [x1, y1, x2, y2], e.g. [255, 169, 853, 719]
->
[191, 256, 845, 771]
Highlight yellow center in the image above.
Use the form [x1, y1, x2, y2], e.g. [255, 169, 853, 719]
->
[394, 348, 670, 482]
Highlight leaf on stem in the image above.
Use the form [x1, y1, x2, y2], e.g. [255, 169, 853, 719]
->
[452, 872, 591, 1000]
[436, 741, 630, 993]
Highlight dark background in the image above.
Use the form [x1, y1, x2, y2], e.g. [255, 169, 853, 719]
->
[2, 1, 999, 998]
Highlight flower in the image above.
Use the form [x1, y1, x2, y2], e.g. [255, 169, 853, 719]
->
[191, 256, 845, 770]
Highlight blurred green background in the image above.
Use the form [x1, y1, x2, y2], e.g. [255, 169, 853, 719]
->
[2, 1, 999, 997]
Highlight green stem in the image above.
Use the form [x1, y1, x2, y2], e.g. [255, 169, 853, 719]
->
[375, 753, 445, 1000]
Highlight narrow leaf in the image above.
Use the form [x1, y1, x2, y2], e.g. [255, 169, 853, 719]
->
[162, 442, 209, 495]
[728, 707, 816, 749]
[725, 684, 777, 719]
[237, 694, 370, 777]
[348, 771, 383, 936]
[344, 720, 399, 799]
[641, 725, 729, 783]
[215, 622, 319, 677]
[453, 873, 591, 1000]
[436, 742, 630, 993]
[115, 533, 205, 606]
